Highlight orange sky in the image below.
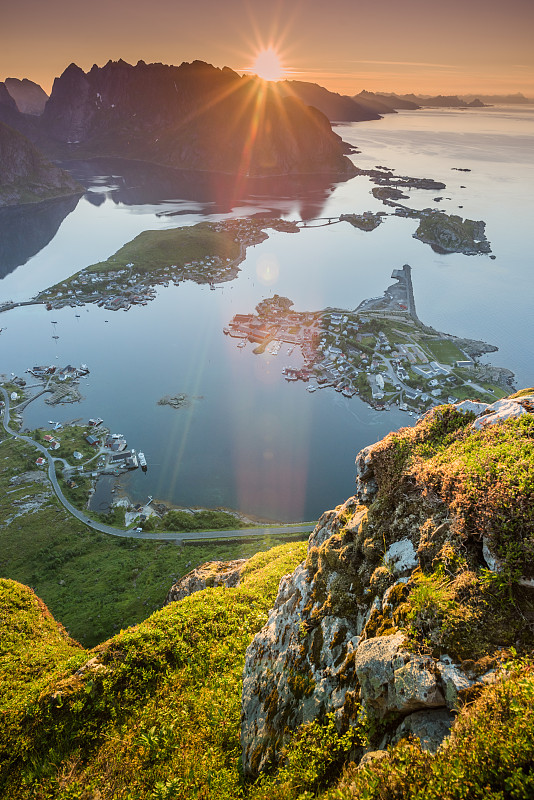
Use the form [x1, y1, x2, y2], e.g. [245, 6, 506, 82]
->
[3, 0, 534, 97]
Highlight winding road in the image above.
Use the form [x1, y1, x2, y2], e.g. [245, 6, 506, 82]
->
[0, 386, 316, 543]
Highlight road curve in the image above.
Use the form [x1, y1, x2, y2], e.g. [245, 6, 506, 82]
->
[0, 387, 316, 542]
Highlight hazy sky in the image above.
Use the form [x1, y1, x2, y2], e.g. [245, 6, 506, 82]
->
[3, 0, 534, 96]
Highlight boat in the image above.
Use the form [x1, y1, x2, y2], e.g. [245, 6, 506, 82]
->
[138, 452, 148, 472]
[307, 385, 317, 393]
[237, 340, 246, 348]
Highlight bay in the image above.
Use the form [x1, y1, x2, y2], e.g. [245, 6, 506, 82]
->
[1, 107, 533, 521]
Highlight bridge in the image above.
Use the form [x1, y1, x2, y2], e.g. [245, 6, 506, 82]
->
[296, 216, 342, 228]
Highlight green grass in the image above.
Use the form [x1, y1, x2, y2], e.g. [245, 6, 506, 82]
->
[0, 579, 82, 713]
[0, 542, 307, 799]
[145, 508, 246, 532]
[0, 437, 308, 648]
[414, 414, 534, 576]
[425, 339, 465, 364]
[450, 382, 507, 403]
[83, 223, 240, 276]
[33, 423, 99, 464]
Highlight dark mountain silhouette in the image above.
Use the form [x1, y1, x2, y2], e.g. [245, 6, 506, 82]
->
[278, 80, 381, 121]
[355, 91, 421, 111]
[37, 60, 356, 177]
[4, 78, 48, 115]
[396, 93, 487, 108]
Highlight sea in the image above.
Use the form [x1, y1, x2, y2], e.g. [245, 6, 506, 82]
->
[1, 106, 533, 522]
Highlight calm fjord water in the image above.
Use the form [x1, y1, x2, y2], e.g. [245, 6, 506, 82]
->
[1, 107, 533, 521]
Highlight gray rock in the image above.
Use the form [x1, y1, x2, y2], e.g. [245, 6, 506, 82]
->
[359, 750, 389, 768]
[385, 538, 418, 574]
[354, 633, 445, 719]
[437, 662, 473, 708]
[165, 558, 247, 604]
[355, 444, 379, 503]
[392, 709, 453, 753]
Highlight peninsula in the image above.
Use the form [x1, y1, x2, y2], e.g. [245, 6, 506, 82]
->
[34, 217, 299, 312]
[226, 265, 512, 412]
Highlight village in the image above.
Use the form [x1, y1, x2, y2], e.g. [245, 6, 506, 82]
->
[30, 217, 299, 313]
[225, 265, 510, 413]
[2, 366, 147, 480]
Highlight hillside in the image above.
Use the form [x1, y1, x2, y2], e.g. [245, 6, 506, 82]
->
[279, 81, 381, 121]
[35, 59, 356, 177]
[4, 78, 48, 115]
[355, 91, 421, 111]
[0, 121, 82, 207]
[0, 392, 533, 798]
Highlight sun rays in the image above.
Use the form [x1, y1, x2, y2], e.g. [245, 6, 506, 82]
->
[253, 47, 285, 82]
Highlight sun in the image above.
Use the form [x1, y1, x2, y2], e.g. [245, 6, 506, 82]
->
[253, 48, 284, 82]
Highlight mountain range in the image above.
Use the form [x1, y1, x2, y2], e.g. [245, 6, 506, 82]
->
[0, 60, 357, 179]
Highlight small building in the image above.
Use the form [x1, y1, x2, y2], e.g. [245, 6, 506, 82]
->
[456, 360, 474, 370]
[430, 361, 451, 376]
[36, 457, 46, 466]
[413, 365, 435, 379]
[73, 451, 83, 460]
[85, 435, 99, 446]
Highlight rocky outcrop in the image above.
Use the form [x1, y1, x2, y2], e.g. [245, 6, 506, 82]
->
[0, 121, 82, 207]
[36, 60, 356, 177]
[4, 78, 48, 115]
[165, 558, 248, 603]
[240, 399, 534, 776]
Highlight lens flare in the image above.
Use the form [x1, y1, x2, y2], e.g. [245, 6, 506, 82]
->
[256, 253, 280, 285]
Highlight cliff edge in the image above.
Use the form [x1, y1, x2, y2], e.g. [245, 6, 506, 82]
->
[241, 391, 534, 776]
[0, 393, 532, 799]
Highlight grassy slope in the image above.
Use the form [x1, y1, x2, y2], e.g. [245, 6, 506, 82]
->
[1, 400, 533, 799]
[88, 223, 240, 275]
[0, 542, 307, 799]
[0, 437, 306, 648]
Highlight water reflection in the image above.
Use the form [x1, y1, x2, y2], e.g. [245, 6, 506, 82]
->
[0, 194, 80, 278]
[62, 157, 339, 219]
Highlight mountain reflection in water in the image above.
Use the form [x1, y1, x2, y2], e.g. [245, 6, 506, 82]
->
[63, 158, 339, 220]
[0, 193, 80, 278]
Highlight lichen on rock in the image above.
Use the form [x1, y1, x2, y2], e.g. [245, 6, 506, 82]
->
[240, 394, 534, 776]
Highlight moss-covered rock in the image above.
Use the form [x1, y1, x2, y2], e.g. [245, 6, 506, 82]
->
[241, 395, 534, 776]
